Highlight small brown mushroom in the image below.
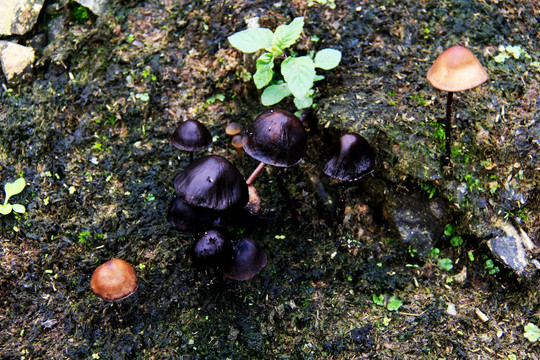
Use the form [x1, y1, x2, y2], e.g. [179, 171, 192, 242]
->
[426, 45, 488, 165]
[171, 120, 212, 162]
[225, 122, 242, 136]
[90, 259, 138, 301]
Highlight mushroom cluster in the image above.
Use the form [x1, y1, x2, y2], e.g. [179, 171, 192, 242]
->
[168, 119, 269, 280]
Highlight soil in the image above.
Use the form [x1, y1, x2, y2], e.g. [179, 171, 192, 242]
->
[1, 0, 539, 359]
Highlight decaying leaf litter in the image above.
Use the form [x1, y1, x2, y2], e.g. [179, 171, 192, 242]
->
[1, 0, 539, 358]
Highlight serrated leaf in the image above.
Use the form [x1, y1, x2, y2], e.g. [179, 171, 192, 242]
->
[0, 203, 12, 215]
[281, 56, 315, 99]
[228, 28, 274, 53]
[253, 53, 275, 89]
[272, 17, 304, 50]
[314, 48, 342, 70]
[11, 204, 26, 214]
[4, 178, 26, 203]
[261, 84, 292, 106]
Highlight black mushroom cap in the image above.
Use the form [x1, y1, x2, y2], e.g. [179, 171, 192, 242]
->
[242, 109, 308, 167]
[323, 133, 376, 181]
[167, 197, 218, 233]
[171, 120, 212, 152]
[222, 238, 267, 281]
[173, 155, 249, 211]
[192, 229, 234, 268]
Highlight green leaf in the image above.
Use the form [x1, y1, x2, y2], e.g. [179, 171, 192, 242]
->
[387, 296, 403, 311]
[4, 178, 26, 203]
[293, 94, 313, 109]
[253, 53, 275, 89]
[372, 294, 385, 306]
[261, 84, 292, 106]
[0, 203, 12, 215]
[228, 28, 274, 53]
[314, 48, 342, 70]
[272, 17, 304, 50]
[437, 258, 454, 271]
[524, 323, 540, 342]
[11, 204, 26, 214]
[281, 56, 315, 99]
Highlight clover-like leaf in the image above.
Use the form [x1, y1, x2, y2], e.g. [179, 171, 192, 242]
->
[228, 28, 274, 53]
[281, 56, 315, 100]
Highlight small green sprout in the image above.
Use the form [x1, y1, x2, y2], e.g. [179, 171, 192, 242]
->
[524, 323, 540, 342]
[228, 17, 342, 110]
[373, 294, 403, 311]
[0, 178, 26, 215]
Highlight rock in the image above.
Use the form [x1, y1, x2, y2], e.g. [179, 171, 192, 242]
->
[0, 41, 35, 83]
[487, 221, 539, 277]
[385, 188, 447, 258]
[73, 0, 108, 16]
[0, 0, 44, 36]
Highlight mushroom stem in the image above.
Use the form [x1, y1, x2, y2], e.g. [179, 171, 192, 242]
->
[246, 162, 266, 185]
[444, 91, 454, 165]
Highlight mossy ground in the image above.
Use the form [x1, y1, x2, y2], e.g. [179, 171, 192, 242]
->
[1, 0, 539, 359]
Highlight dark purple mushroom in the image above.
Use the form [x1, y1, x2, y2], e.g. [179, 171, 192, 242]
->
[171, 120, 212, 162]
[173, 155, 248, 211]
[222, 238, 267, 281]
[242, 109, 308, 185]
[167, 197, 218, 233]
[323, 133, 375, 181]
[192, 229, 234, 268]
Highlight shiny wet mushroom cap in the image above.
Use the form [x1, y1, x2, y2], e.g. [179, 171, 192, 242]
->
[90, 259, 138, 301]
[222, 238, 267, 281]
[192, 229, 234, 268]
[242, 109, 308, 167]
[167, 197, 218, 233]
[173, 155, 248, 211]
[323, 133, 375, 181]
[171, 119, 212, 152]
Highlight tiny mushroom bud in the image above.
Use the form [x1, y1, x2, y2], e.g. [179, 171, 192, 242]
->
[91, 259, 138, 301]
[225, 122, 242, 136]
[171, 120, 212, 162]
[323, 133, 375, 181]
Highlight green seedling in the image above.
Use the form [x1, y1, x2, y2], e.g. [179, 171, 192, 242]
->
[228, 17, 342, 110]
[524, 323, 540, 342]
[0, 178, 26, 215]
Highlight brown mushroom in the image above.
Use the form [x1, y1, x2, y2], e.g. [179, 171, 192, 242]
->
[91, 259, 138, 301]
[426, 45, 488, 165]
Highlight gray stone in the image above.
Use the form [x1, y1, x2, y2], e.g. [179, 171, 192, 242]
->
[73, 0, 108, 17]
[0, 0, 44, 36]
[488, 222, 539, 277]
[0, 41, 35, 83]
[386, 189, 447, 258]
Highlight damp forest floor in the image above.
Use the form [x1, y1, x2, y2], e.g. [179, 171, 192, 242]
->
[1, 0, 540, 359]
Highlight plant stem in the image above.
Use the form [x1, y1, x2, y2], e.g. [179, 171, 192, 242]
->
[444, 91, 454, 165]
[246, 162, 266, 185]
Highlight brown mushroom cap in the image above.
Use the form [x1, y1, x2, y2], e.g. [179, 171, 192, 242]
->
[91, 259, 138, 301]
[426, 45, 488, 92]
[171, 120, 212, 152]
[225, 122, 242, 136]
